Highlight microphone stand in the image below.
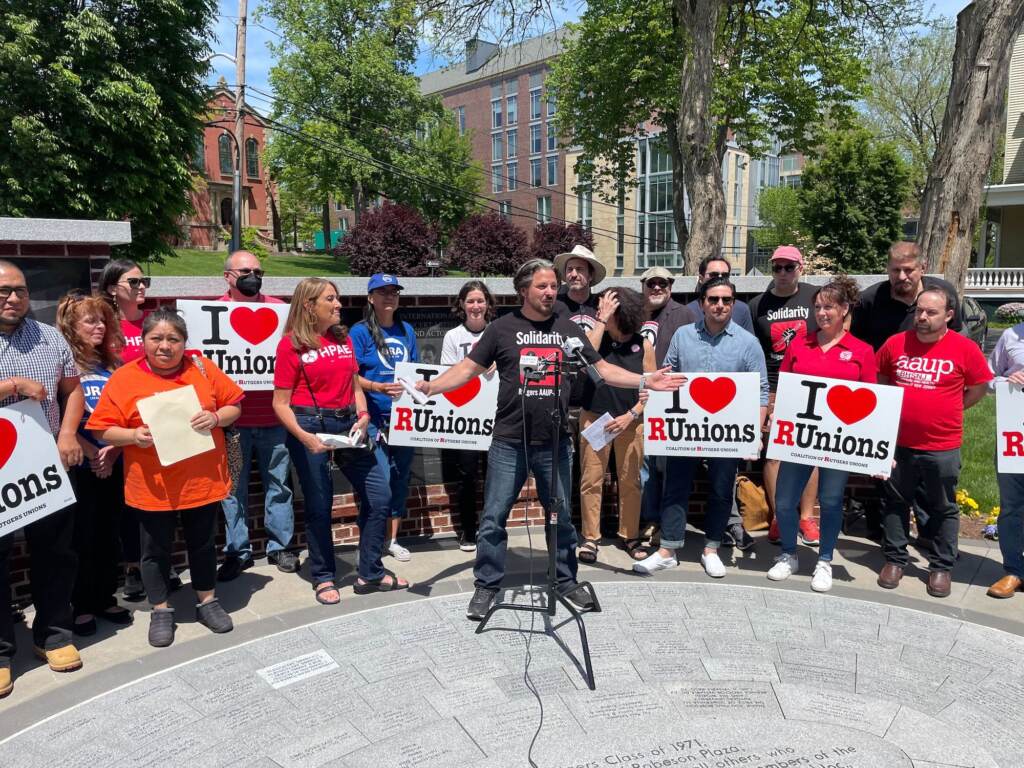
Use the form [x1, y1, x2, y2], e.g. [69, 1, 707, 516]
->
[474, 357, 602, 690]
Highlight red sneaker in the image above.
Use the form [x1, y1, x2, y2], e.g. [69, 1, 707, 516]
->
[799, 518, 821, 546]
[768, 518, 780, 544]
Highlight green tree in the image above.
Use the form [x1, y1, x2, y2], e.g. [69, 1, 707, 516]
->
[799, 128, 910, 274]
[0, 0, 217, 260]
[546, 0, 913, 273]
[755, 186, 810, 253]
[862, 21, 955, 206]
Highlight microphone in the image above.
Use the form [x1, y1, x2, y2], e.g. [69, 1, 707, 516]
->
[520, 352, 557, 381]
[562, 337, 603, 386]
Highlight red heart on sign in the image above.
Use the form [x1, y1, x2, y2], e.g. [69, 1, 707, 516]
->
[689, 376, 737, 414]
[443, 377, 481, 408]
[0, 419, 17, 470]
[229, 307, 279, 345]
[826, 385, 877, 425]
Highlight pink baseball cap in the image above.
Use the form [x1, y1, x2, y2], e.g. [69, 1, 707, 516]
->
[771, 245, 804, 265]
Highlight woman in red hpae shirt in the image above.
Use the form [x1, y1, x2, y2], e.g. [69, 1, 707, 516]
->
[768, 277, 878, 593]
[272, 278, 408, 606]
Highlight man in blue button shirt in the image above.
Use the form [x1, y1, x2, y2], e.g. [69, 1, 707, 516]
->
[634, 277, 768, 579]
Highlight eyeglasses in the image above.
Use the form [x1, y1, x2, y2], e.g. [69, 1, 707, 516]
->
[704, 271, 730, 280]
[771, 263, 797, 274]
[645, 280, 670, 290]
[120, 277, 151, 289]
[0, 286, 29, 300]
[704, 295, 735, 305]
[232, 268, 265, 278]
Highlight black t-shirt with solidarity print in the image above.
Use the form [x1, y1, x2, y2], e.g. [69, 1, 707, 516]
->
[468, 309, 601, 444]
[748, 282, 819, 390]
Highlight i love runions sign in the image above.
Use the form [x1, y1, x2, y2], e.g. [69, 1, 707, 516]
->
[644, 373, 761, 458]
[995, 381, 1024, 473]
[387, 362, 498, 450]
[177, 300, 289, 390]
[0, 400, 76, 536]
[767, 372, 903, 477]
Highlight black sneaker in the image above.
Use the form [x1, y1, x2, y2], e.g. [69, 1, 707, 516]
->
[122, 567, 145, 602]
[561, 584, 596, 612]
[458, 533, 477, 552]
[466, 587, 498, 620]
[268, 550, 300, 573]
[169, 567, 183, 591]
[196, 598, 233, 634]
[148, 608, 176, 648]
[216, 555, 254, 582]
[723, 522, 755, 551]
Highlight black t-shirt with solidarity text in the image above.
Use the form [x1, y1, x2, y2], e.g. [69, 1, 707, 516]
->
[468, 309, 601, 444]
[747, 282, 819, 390]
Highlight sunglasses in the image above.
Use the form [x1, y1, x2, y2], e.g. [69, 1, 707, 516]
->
[232, 268, 265, 278]
[121, 277, 152, 289]
[771, 263, 797, 274]
[645, 280, 670, 290]
[704, 271, 730, 280]
[704, 295, 735, 305]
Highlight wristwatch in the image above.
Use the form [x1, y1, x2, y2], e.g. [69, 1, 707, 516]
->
[628, 408, 640, 421]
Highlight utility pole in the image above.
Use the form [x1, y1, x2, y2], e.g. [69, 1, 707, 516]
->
[232, 0, 247, 253]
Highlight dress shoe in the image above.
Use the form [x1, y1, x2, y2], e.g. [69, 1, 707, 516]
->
[927, 570, 952, 598]
[877, 563, 904, 589]
[987, 574, 1023, 599]
[33, 644, 82, 672]
[0, 666, 11, 698]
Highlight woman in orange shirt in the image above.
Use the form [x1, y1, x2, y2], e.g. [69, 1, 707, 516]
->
[87, 308, 244, 648]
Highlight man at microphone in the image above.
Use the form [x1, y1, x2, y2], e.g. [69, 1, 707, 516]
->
[416, 259, 685, 621]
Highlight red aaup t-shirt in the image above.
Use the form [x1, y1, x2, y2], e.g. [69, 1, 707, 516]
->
[780, 332, 877, 383]
[120, 316, 146, 362]
[217, 292, 285, 428]
[876, 330, 993, 450]
[274, 333, 357, 409]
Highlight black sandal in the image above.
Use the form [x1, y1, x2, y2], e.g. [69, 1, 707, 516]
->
[622, 538, 650, 561]
[353, 570, 409, 594]
[578, 540, 599, 564]
[314, 581, 341, 605]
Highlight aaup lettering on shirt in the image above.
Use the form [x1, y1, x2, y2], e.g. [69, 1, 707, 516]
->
[894, 354, 955, 386]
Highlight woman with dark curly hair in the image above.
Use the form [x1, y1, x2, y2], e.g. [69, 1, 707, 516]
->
[767, 275, 877, 592]
[577, 287, 655, 564]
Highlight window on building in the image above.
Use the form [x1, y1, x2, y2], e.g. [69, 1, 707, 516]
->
[218, 133, 233, 174]
[547, 93, 556, 117]
[546, 155, 557, 186]
[530, 158, 542, 187]
[245, 138, 259, 178]
[530, 124, 541, 155]
[491, 99, 502, 129]
[507, 162, 518, 191]
[636, 137, 680, 269]
[335, 200, 344, 211]
[506, 129, 517, 158]
[492, 164, 503, 193]
[782, 155, 799, 173]
[547, 125, 557, 152]
[499, 200, 512, 219]
[506, 94, 517, 125]
[537, 195, 551, 224]
[530, 90, 542, 121]
[191, 133, 205, 172]
[732, 226, 741, 255]
[455, 106, 466, 135]
[783, 175, 802, 189]
[492, 133, 504, 162]
[616, 184, 625, 271]
[733, 158, 744, 212]
[577, 181, 593, 232]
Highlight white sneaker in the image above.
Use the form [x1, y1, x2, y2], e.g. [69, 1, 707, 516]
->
[633, 551, 678, 575]
[767, 553, 799, 581]
[388, 541, 411, 561]
[701, 551, 727, 578]
[811, 560, 833, 592]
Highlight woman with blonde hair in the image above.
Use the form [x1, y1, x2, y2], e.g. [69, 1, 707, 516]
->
[56, 292, 133, 635]
[272, 278, 407, 606]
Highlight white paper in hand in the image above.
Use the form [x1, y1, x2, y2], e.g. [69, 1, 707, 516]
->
[316, 431, 366, 449]
[136, 385, 215, 466]
[580, 412, 615, 452]
[397, 376, 429, 405]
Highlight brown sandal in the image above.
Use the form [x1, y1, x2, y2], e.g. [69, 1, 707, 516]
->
[578, 540, 599, 564]
[622, 538, 650, 561]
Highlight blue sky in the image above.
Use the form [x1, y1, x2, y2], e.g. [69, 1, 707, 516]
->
[206, 0, 972, 113]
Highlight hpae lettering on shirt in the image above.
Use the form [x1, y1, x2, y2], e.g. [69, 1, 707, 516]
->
[876, 329, 992, 451]
[274, 333, 358, 409]
[120, 316, 146, 363]
[468, 310, 601, 444]
[747, 283, 818, 390]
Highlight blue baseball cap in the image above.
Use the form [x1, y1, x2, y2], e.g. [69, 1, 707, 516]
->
[367, 273, 404, 292]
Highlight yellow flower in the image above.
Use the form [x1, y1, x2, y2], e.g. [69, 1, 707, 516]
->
[966, 498, 979, 510]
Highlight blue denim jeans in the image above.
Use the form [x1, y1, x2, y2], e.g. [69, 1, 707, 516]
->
[368, 422, 415, 520]
[776, 462, 848, 560]
[287, 414, 390, 584]
[997, 471, 1024, 578]
[661, 457, 740, 550]
[640, 454, 664, 524]
[475, 437, 578, 591]
[222, 425, 294, 558]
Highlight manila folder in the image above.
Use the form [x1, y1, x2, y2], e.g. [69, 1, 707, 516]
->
[136, 385, 216, 466]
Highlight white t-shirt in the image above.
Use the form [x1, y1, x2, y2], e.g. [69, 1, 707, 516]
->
[441, 323, 486, 364]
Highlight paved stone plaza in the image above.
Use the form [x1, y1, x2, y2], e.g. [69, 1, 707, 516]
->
[2, 578, 1023, 768]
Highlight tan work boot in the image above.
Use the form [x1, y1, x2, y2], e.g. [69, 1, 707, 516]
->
[0, 667, 11, 698]
[33, 644, 82, 672]
[987, 574, 1023, 599]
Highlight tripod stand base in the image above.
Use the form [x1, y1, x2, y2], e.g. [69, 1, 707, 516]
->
[475, 581, 603, 690]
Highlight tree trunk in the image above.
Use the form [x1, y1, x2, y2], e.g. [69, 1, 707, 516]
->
[321, 197, 331, 253]
[352, 180, 366, 225]
[270, 192, 283, 251]
[664, 120, 690, 260]
[675, 0, 728, 275]
[918, 0, 1024, 290]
